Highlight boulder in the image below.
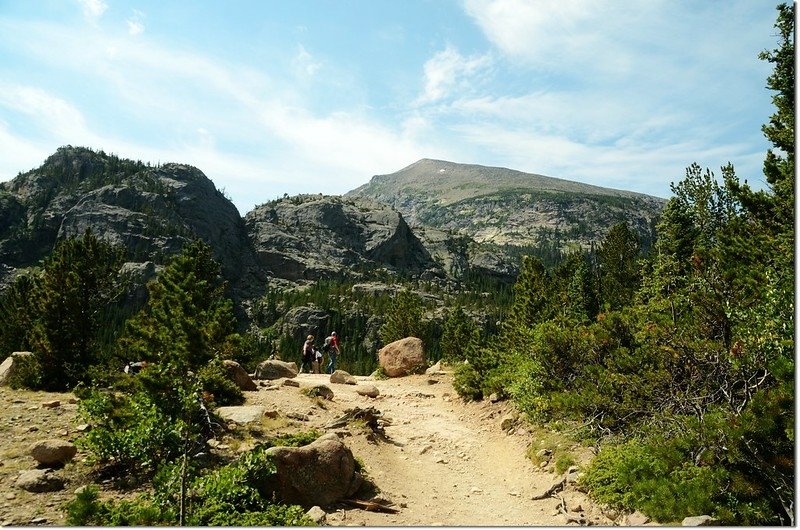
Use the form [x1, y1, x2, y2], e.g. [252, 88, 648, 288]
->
[0, 351, 34, 386]
[682, 515, 717, 526]
[330, 370, 357, 385]
[377, 337, 426, 377]
[222, 360, 257, 391]
[265, 432, 363, 507]
[16, 469, 64, 493]
[626, 511, 650, 526]
[306, 506, 327, 524]
[29, 439, 77, 466]
[216, 405, 266, 424]
[254, 360, 298, 380]
[355, 385, 380, 398]
[306, 385, 334, 400]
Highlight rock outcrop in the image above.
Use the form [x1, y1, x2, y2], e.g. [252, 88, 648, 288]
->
[222, 360, 257, 391]
[244, 195, 440, 282]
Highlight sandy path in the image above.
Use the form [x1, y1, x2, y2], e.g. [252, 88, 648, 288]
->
[247, 370, 610, 526]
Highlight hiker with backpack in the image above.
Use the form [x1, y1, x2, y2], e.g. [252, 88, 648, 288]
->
[323, 331, 340, 374]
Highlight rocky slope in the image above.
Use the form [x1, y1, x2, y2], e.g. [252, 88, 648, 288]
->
[347, 158, 666, 251]
[244, 194, 442, 283]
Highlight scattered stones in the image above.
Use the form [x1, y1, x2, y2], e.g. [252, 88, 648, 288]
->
[286, 412, 309, 421]
[16, 470, 64, 493]
[29, 439, 77, 466]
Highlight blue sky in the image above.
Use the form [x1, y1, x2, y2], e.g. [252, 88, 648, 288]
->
[0, 0, 780, 214]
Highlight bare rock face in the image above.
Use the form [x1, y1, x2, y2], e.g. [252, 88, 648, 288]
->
[378, 337, 426, 377]
[254, 360, 298, 380]
[244, 195, 439, 282]
[222, 360, 257, 391]
[0, 351, 33, 386]
[264, 432, 363, 507]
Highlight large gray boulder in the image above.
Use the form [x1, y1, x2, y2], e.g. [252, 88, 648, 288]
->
[264, 432, 363, 507]
[254, 360, 298, 380]
[378, 337, 426, 377]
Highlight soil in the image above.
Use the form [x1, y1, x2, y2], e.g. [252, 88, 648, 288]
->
[0, 369, 616, 526]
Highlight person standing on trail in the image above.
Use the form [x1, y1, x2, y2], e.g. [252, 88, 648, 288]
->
[324, 331, 340, 374]
[301, 335, 314, 373]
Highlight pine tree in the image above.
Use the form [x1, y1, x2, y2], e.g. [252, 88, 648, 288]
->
[597, 222, 641, 311]
[29, 230, 124, 390]
[379, 288, 425, 346]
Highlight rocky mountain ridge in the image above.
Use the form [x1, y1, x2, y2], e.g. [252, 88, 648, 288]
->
[347, 158, 666, 251]
[0, 147, 665, 310]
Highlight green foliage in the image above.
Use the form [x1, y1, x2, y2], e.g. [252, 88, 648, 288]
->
[197, 359, 244, 406]
[597, 222, 641, 311]
[1, 230, 126, 391]
[452, 362, 483, 400]
[581, 438, 727, 523]
[379, 288, 427, 345]
[66, 485, 173, 526]
[5, 352, 41, 390]
[75, 390, 183, 472]
[440, 306, 481, 362]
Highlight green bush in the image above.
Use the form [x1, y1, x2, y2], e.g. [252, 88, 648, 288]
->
[5, 353, 41, 389]
[75, 390, 182, 472]
[66, 485, 173, 526]
[452, 362, 482, 400]
[198, 359, 244, 406]
[581, 437, 726, 523]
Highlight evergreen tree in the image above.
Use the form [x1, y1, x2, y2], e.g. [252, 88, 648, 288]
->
[440, 305, 481, 363]
[379, 288, 426, 346]
[0, 273, 38, 357]
[28, 230, 124, 390]
[597, 222, 641, 311]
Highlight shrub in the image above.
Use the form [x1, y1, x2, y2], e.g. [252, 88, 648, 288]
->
[452, 362, 482, 400]
[66, 485, 173, 526]
[75, 390, 182, 473]
[197, 359, 244, 406]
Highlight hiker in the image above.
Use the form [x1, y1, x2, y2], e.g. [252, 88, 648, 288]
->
[301, 335, 314, 373]
[324, 331, 341, 374]
[312, 346, 323, 374]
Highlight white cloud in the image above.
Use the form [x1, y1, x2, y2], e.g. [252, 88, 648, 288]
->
[127, 10, 145, 36]
[293, 45, 321, 76]
[416, 45, 492, 105]
[77, 0, 108, 21]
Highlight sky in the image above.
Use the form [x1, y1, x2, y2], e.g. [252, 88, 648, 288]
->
[0, 0, 782, 215]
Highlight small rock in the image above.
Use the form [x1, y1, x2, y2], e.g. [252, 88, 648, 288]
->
[488, 393, 501, 403]
[435, 458, 448, 464]
[306, 506, 326, 524]
[536, 448, 552, 458]
[263, 410, 280, 419]
[41, 400, 60, 408]
[500, 415, 516, 431]
[4, 493, 15, 500]
[282, 379, 300, 388]
[426, 378, 438, 385]
[67, 398, 78, 404]
[76, 424, 91, 432]
[355, 385, 380, 398]
[626, 511, 649, 525]
[682, 515, 717, 526]
[470, 487, 483, 494]
[29, 517, 47, 524]
[27, 426, 38, 433]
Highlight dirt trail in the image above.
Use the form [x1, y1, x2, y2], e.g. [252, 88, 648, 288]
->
[248, 370, 611, 526]
[0, 370, 613, 526]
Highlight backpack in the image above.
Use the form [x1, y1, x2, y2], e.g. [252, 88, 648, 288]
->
[322, 336, 333, 352]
